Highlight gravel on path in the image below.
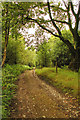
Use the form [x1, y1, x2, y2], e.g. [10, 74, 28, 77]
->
[10, 70, 79, 119]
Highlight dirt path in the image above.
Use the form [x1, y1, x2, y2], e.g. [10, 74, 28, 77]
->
[11, 70, 79, 118]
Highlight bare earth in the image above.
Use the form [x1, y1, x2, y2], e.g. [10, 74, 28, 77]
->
[10, 70, 79, 119]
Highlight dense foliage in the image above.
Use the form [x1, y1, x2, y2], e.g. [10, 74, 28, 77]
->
[36, 40, 52, 67]
[2, 2, 35, 67]
[1, 1, 80, 118]
[36, 30, 73, 68]
[2, 64, 32, 118]
[2, 36, 36, 66]
[25, 1, 80, 72]
[2, 1, 80, 71]
[48, 30, 73, 67]
[4, 36, 26, 64]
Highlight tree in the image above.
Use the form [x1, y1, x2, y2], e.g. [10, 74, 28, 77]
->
[37, 40, 52, 67]
[2, 2, 34, 67]
[2, 35, 36, 66]
[20, 25, 50, 50]
[25, 0, 80, 72]
[2, 3, 10, 67]
[2, 1, 80, 71]
[34, 26, 51, 50]
[25, 48, 36, 67]
[4, 36, 26, 64]
[48, 32, 72, 67]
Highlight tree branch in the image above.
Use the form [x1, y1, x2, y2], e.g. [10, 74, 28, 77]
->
[62, 0, 68, 9]
[32, 3, 48, 9]
[47, 0, 62, 36]
[26, 17, 76, 56]
[68, 1, 79, 34]
[67, 2, 74, 35]
[60, 37, 76, 56]
[53, 19, 69, 24]
[73, 1, 80, 32]
[70, 0, 76, 17]
[50, 5, 67, 12]
[74, 15, 79, 32]
[26, 17, 60, 38]
[39, 18, 69, 25]
[77, 1, 80, 16]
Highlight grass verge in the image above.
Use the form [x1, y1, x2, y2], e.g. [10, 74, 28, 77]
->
[2, 64, 32, 118]
[35, 67, 78, 98]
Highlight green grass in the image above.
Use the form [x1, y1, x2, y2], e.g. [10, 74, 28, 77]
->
[2, 64, 32, 118]
[35, 67, 78, 97]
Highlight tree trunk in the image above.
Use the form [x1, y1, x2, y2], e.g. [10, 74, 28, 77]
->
[1, 41, 8, 67]
[68, 36, 80, 72]
[1, 24, 10, 67]
[68, 54, 80, 72]
[1, 4, 10, 67]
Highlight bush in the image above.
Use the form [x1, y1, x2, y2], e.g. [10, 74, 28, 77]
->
[2, 64, 32, 118]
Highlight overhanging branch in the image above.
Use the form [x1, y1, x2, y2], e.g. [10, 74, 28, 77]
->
[53, 19, 69, 24]
[38, 18, 69, 25]
[50, 5, 67, 12]
[73, 1, 80, 32]
[26, 17, 60, 38]
[77, 1, 80, 15]
[67, 2, 74, 35]
[62, 0, 68, 9]
[70, 0, 76, 17]
[60, 36, 76, 56]
[47, 0, 62, 36]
